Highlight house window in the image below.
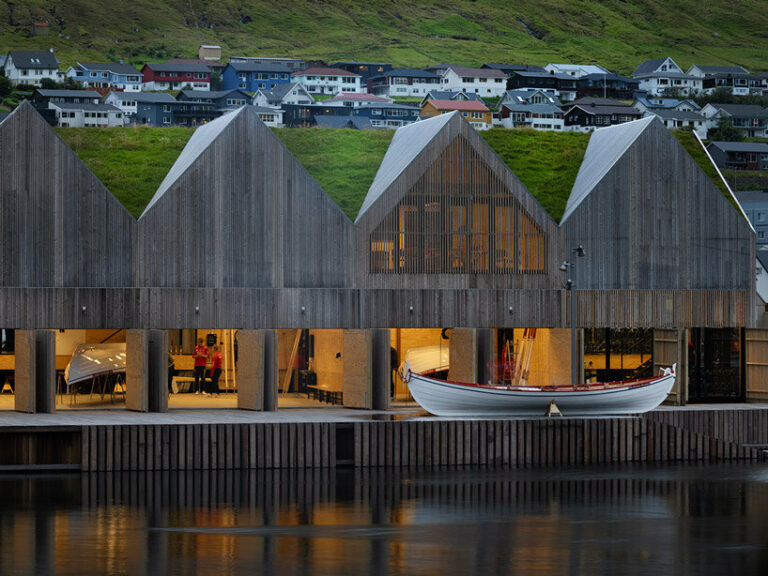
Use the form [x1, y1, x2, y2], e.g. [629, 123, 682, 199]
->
[163, 105, 171, 112]
[163, 117, 171, 124]
[90, 72, 98, 78]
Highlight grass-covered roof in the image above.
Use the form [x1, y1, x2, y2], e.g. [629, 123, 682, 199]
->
[55, 124, 729, 223]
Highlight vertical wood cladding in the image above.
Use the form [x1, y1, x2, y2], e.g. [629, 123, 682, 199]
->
[137, 107, 353, 289]
[356, 112, 563, 291]
[0, 102, 133, 288]
[563, 119, 754, 294]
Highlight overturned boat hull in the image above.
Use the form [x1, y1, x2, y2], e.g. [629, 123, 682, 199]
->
[65, 343, 127, 386]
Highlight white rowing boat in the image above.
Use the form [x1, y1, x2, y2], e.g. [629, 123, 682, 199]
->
[400, 363, 676, 417]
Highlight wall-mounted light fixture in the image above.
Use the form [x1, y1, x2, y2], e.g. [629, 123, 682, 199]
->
[409, 305, 414, 314]
[194, 305, 200, 314]
[301, 306, 306, 314]
[81, 305, 86, 314]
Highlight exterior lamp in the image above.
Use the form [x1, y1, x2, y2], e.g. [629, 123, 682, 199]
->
[561, 245, 585, 386]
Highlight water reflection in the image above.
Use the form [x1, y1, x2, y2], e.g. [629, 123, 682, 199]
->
[1, 464, 767, 575]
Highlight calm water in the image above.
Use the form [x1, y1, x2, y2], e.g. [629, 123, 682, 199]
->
[1, 464, 767, 575]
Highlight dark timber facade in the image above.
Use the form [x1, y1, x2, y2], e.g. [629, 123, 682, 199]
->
[0, 101, 764, 417]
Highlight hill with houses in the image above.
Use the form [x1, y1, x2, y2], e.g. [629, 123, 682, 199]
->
[1, 0, 767, 73]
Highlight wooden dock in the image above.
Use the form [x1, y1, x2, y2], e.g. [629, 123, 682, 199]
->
[1, 406, 766, 471]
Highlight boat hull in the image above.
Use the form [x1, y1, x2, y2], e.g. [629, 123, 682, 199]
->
[406, 370, 675, 417]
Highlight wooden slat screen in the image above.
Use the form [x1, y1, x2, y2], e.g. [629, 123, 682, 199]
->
[370, 135, 548, 275]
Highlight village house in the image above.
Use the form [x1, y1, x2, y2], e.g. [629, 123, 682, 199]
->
[368, 69, 442, 97]
[707, 141, 768, 172]
[440, 65, 508, 98]
[700, 103, 768, 138]
[544, 63, 611, 78]
[632, 92, 701, 114]
[66, 62, 143, 92]
[576, 73, 639, 100]
[141, 62, 211, 91]
[420, 99, 492, 129]
[104, 91, 177, 120]
[176, 89, 251, 110]
[221, 62, 292, 92]
[322, 93, 393, 108]
[50, 102, 124, 128]
[252, 82, 314, 108]
[3, 50, 61, 86]
[642, 109, 708, 139]
[632, 57, 702, 96]
[292, 66, 363, 95]
[505, 70, 578, 101]
[735, 191, 768, 245]
[198, 45, 222, 61]
[281, 101, 419, 128]
[562, 97, 641, 131]
[131, 98, 219, 127]
[32, 89, 101, 108]
[331, 61, 392, 81]
[751, 72, 768, 96]
[496, 89, 564, 130]
[419, 90, 485, 108]
[229, 56, 307, 71]
[687, 65, 751, 96]
[482, 63, 546, 75]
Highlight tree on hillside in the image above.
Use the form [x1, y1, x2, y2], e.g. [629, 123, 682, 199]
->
[709, 116, 744, 142]
[0, 75, 12, 98]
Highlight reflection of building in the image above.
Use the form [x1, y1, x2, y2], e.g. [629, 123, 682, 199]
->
[0, 103, 763, 416]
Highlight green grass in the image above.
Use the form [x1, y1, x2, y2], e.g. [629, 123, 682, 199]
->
[273, 127, 395, 220]
[1, 1, 767, 74]
[481, 128, 591, 222]
[55, 126, 193, 218]
[672, 130, 730, 197]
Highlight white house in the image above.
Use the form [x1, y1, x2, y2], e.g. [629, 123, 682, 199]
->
[66, 62, 142, 92]
[4, 50, 61, 86]
[632, 57, 702, 96]
[51, 102, 125, 128]
[368, 68, 441, 97]
[544, 63, 610, 78]
[322, 93, 393, 108]
[291, 67, 363, 95]
[632, 92, 701, 114]
[642, 109, 708, 139]
[496, 89, 564, 130]
[104, 91, 177, 118]
[253, 105, 284, 128]
[253, 82, 314, 108]
[440, 66, 508, 98]
[687, 65, 751, 96]
[700, 103, 768, 138]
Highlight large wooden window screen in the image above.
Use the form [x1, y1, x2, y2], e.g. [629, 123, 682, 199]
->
[370, 136, 548, 274]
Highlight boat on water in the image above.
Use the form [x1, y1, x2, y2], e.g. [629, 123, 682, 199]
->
[400, 362, 676, 417]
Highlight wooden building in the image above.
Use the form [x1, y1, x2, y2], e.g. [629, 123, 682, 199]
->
[0, 102, 764, 414]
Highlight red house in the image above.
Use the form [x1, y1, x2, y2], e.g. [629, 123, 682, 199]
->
[141, 62, 211, 91]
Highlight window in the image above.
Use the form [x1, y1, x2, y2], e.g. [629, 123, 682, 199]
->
[462, 77, 475, 83]
[163, 116, 171, 124]
[90, 72, 98, 78]
[163, 105, 171, 112]
[342, 77, 355, 84]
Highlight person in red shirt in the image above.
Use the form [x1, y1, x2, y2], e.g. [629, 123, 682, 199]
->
[192, 338, 209, 394]
[209, 345, 223, 397]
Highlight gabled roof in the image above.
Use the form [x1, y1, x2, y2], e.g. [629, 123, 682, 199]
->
[144, 62, 211, 73]
[689, 64, 750, 75]
[49, 102, 121, 112]
[177, 89, 249, 101]
[633, 94, 701, 110]
[7, 50, 59, 69]
[562, 116, 656, 223]
[567, 97, 635, 108]
[36, 89, 100, 99]
[109, 92, 176, 103]
[708, 103, 768, 118]
[141, 109, 241, 218]
[502, 103, 563, 115]
[444, 65, 507, 78]
[510, 70, 574, 80]
[426, 99, 489, 112]
[76, 62, 141, 75]
[356, 113, 455, 222]
[632, 58, 669, 76]
[646, 109, 705, 121]
[424, 90, 484, 102]
[483, 63, 546, 73]
[226, 61, 292, 73]
[502, 89, 561, 106]
[257, 82, 310, 104]
[581, 72, 638, 83]
[293, 67, 361, 77]
[546, 63, 610, 76]
[378, 68, 440, 79]
[324, 93, 391, 103]
[708, 141, 768, 153]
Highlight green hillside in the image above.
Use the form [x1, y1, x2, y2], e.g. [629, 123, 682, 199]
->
[3, 1, 768, 73]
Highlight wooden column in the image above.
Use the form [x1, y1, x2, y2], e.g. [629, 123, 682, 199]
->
[477, 329, 495, 386]
[371, 329, 390, 410]
[125, 330, 148, 412]
[746, 329, 768, 401]
[264, 330, 278, 411]
[238, 330, 278, 411]
[148, 329, 168, 413]
[654, 328, 688, 405]
[14, 331, 36, 413]
[449, 328, 477, 383]
[343, 330, 372, 409]
[34, 331, 55, 413]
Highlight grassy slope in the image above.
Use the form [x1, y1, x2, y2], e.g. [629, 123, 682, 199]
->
[55, 126, 734, 223]
[2, 1, 767, 73]
[55, 126, 193, 218]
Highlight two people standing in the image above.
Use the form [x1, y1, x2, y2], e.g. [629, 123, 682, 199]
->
[192, 338, 224, 396]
